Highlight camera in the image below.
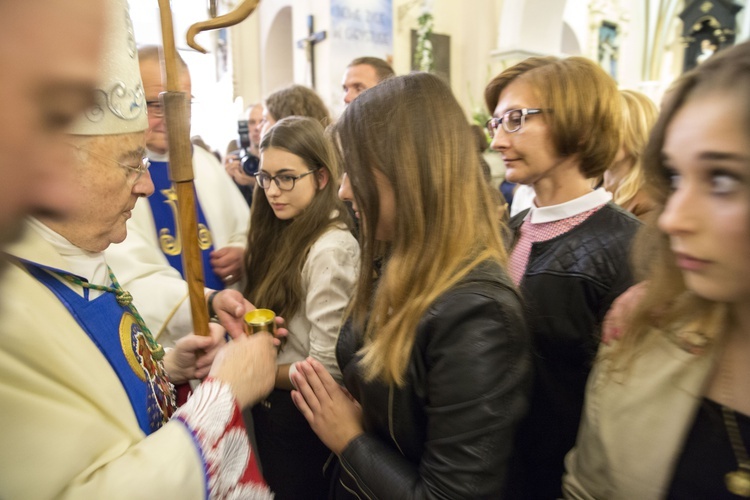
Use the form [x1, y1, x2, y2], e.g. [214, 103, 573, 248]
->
[237, 119, 251, 151]
[235, 119, 259, 177]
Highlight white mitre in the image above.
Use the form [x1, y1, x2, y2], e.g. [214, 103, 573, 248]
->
[70, 0, 146, 135]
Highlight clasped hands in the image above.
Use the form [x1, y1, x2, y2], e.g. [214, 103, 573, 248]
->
[291, 357, 365, 455]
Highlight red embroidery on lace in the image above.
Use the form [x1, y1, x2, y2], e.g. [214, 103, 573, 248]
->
[175, 378, 272, 499]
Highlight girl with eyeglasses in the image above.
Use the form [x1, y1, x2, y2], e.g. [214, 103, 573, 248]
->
[243, 116, 359, 499]
[289, 72, 531, 498]
[565, 40, 750, 499]
[485, 56, 642, 498]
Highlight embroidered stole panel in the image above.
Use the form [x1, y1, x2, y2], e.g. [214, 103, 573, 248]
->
[26, 263, 175, 435]
[147, 161, 223, 290]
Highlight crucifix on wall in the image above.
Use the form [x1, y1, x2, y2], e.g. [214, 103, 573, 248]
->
[296, 15, 327, 89]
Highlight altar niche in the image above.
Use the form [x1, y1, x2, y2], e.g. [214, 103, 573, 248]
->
[598, 21, 619, 82]
[679, 0, 742, 73]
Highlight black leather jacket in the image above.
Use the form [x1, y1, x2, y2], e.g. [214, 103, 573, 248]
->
[332, 262, 531, 499]
[505, 202, 641, 499]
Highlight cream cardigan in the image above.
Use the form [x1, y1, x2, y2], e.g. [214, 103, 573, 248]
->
[564, 331, 719, 499]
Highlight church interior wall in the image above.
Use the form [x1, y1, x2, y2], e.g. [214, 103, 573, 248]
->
[260, 3, 295, 95]
[128, 0, 748, 158]
[741, 4, 750, 41]
[231, 8, 262, 110]
[306, 0, 334, 114]
[494, 0, 566, 58]
[130, 0, 237, 153]
[391, 0, 503, 122]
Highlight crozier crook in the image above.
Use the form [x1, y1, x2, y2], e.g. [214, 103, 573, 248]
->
[187, 0, 261, 54]
[155, 0, 261, 335]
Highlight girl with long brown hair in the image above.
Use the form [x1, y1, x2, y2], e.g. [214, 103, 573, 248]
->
[290, 72, 531, 498]
[244, 116, 359, 499]
[564, 41, 750, 498]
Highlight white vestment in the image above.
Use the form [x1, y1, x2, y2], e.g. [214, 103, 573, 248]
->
[0, 221, 269, 499]
[106, 147, 250, 346]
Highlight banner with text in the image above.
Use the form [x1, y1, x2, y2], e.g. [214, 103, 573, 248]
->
[330, 0, 393, 116]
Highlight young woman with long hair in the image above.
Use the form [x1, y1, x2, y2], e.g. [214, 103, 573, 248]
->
[290, 72, 531, 498]
[244, 116, 359, 499]
[564, 41, 750, 499]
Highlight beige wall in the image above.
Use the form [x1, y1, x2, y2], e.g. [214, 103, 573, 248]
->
[231, 10, 263, 107]
[136, 0, 747, 154]
[239, 0, 508, 123]
[392, 0, 503, 122]
[234, 0, 682, 118]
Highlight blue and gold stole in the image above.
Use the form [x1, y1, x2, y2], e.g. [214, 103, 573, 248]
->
[24, 262, 175, 435]
[147, 160, 223, 290]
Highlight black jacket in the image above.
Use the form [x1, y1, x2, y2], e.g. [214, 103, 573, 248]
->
[332, 262, 531, 499]
[505, 202, 641, 499]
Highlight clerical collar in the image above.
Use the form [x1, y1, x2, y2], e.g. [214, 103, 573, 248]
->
[525, 188, 612, 224]
[28, 218, 109, 289]
[146, 145, 195, 163]
[146, 149, 169, 162]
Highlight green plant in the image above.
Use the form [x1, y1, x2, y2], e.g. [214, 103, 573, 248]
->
[414, 11, 434, 72]
[467, 78, 492, 145]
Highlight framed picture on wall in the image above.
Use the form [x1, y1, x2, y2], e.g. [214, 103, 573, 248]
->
[598, 21, 619, 82]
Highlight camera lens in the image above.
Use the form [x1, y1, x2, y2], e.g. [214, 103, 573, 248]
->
[242, 155, 260, 176]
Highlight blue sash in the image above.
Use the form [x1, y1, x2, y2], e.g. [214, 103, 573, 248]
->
[24, 262, 175, 435]
[147, 160, 223, 290]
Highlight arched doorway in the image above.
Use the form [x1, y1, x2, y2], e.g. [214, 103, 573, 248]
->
[495, 0, 568, 58]
[561, 21, 582, 55]
[263, 6, 294, 95]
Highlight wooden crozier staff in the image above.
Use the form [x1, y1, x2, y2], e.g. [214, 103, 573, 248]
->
[155, 0, 261, 336]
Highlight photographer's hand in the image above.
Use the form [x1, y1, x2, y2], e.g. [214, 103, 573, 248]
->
[223, 154, 244, 182]
[234, 169, 255, 187]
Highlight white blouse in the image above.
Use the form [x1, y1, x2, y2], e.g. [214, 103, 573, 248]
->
[276, 225, 360, 382]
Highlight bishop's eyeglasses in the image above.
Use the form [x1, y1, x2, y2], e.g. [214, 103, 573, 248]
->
[69, 144, 150, 185]
[254, 169, 318, 191]
[485, 108, 546, 137]
[146, 98, 195, 118]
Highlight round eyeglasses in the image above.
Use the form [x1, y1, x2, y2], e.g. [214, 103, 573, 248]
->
[485, 108, 546, 137]
[70, 144, 150, 185]
[146, 98, 196, 118]
[254, 169, 318, 191]
[146, 100, 164, 118]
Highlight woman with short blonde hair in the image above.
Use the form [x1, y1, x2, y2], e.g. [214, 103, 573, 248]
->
[604, 89, 660, 220]
[485, 55, 642, 498]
